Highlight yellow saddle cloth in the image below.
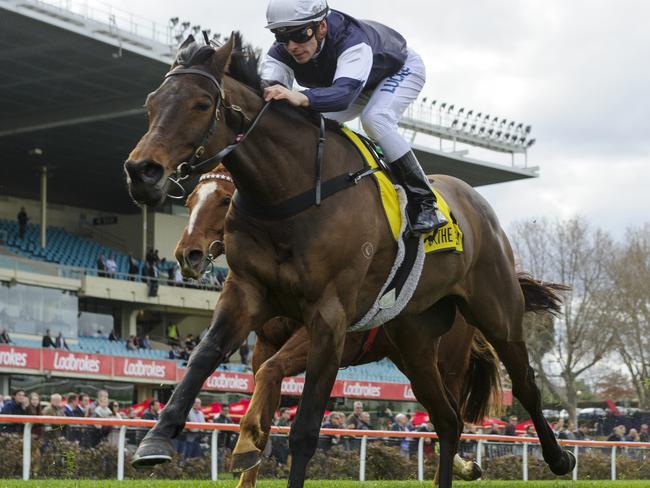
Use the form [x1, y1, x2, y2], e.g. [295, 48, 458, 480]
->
[341, 127, 463, 254]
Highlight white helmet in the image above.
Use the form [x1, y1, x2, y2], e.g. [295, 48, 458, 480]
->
[266, 0, 329, 30]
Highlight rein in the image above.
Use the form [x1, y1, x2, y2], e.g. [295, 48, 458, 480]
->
[162, 65, 378, 217]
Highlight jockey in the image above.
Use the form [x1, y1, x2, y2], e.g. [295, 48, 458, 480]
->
[261, 0, 447, 234]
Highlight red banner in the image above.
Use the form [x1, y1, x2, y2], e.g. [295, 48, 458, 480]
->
[1, 346, 511, 404]
[114, 357, 176, 382]
[0, 345, 40, 370]
[42, 350, 111, 376]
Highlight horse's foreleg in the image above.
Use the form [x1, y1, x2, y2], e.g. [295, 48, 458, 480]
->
[233, 327, 310, 476]
[287, 297, 347, 488]
[132, 278, 270, 468]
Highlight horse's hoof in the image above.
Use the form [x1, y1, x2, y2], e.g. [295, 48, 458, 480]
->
[549, 449, 576, 476]
[132, 434, 174, 468]
[468, 461, 483, 480]
[231, 450, 262, 473]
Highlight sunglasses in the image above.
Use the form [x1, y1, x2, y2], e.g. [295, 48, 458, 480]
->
[273, 23, 317, 45]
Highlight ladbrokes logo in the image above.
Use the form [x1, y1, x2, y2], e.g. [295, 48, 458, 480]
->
[403, 386, 415, 400]
[0, 348, 27, 368]
[281, 378, 304, 395]
[53, 352, 100, 373]
[343, 382, 381, 398]
[205, 373, 249, 391]
[123, 359, 166, 378]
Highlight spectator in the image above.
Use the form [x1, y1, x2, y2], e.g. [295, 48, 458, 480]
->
[42, 393, 64, 417]
[180, 346, 192, 362]
[640, 424, 649, 442]
[391, 413, 413, 459]
[214, 406, 235, 466]
[97, 253, 107, 278]
[345, 401, 364, 429]
[1, 389, 27, 433]
[416, 420, 436, 456]
[105, 255, 117, 278]
[108, 328, 120, 342]
[92, 390, 112, 445]
[183, 398, 206, 459]
[93, 391, 111, 418]
[106, 401, 125, 447]
[321, 412, 344, 450]
[558, 420, 576, 440]
[607, 425, 626, 442]
[185, 334, 197, 350]
[523, 425, 536, 437]
[0, 394, 4, 411]
[0, 328, 11, 344]
[573, 423, 590, 440]
[140, 334, 152, 350]
[174, 264, 184, 286]
[141, 400, 161, 421]
[126, 407, 138, 419]
[488, 422, 502, 435]
[167, 323, 179, 345]
[168, 344, 182, 360]
[55, 332, 70, 350]
[272, 408, 292, 465]
[126, 335, 138, 351]
[127, 254, 139, 280]
[26, 392, 42, 416]
[626, 428, 641, 442]
[239, 341, 250, 365]
[357, 411, 372, 430]
[504, 415, 518, 436]
[76, 393, 92, 417]
[17, 207, 29, 239]
[42, 329, 55, 348]
[64, 393, 79, 417]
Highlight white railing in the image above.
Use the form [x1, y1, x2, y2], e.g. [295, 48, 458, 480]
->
[2, 415, 650, 481]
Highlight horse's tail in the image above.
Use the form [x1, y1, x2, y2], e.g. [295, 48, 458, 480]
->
[460, 330, 502, 425]
[518, 272, 569, 316]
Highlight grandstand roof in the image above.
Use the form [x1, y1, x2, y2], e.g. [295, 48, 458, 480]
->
[0, 0, 537, 214]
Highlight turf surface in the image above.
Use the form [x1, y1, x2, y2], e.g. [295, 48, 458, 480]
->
[1, 481, 649, 488]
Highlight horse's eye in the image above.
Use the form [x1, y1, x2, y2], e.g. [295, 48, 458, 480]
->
[221, 197, 231, 206]
[193, 103, 211, 111]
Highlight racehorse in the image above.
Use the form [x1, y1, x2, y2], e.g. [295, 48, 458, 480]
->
[175, 165, 500, 486]
[124, 34, 575, 487]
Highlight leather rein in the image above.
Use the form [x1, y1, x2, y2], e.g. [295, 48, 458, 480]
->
[163, 66, 378, 217]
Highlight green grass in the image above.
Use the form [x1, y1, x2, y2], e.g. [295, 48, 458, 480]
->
[1, 482, 650, 488]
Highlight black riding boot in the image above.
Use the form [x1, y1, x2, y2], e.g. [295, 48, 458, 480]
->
[391, 150, 448, 234]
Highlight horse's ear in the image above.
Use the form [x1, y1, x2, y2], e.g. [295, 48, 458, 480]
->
[211, 32, 235, 77]
[180, 34, 196, 49]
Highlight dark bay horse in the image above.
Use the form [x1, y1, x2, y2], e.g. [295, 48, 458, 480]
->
[175, 166, 499, 486]
[124, 34, 575, 487]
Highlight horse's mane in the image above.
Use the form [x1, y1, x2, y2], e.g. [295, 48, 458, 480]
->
[174, 33, 335, 131]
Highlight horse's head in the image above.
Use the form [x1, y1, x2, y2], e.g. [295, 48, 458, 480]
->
[174, 166, 235, 279]
[124, 34, 235, 207]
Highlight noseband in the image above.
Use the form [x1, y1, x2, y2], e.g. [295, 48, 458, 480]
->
[162, 66, 271, 200]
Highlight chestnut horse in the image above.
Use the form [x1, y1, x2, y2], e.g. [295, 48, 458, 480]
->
[124, 34, 574, 487]
[175, 166, 499, 486]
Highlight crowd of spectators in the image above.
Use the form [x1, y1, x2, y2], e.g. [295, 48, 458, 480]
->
[41, 329, 70, 350]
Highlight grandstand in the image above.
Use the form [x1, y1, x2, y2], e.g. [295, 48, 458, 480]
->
[0, 0, 527, 409]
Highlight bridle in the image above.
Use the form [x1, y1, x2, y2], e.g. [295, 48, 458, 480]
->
[162, 66, 271, 199]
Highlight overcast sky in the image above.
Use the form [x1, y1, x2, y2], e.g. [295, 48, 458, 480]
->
[97, 0, 649, 237]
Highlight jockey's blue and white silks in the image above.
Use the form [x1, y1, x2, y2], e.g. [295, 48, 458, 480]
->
[261, 10, 408, 111]
[260, 9, 426, 162]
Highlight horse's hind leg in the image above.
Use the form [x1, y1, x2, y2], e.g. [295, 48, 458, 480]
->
[460, 276, 576, 476]
[385, 312, 459, 488]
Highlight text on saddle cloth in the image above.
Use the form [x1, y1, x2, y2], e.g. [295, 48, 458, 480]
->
[340, 127, 464, 254]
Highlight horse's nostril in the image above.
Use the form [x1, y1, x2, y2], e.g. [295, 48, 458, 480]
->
[187, 249, 204, 267]
[141, 161, 164, 184]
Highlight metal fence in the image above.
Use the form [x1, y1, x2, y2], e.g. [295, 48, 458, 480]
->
[1, 415, 649, 481]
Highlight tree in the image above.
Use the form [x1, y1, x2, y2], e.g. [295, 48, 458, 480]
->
[511, 217, 618, 423]
[608, 224, 650, 408]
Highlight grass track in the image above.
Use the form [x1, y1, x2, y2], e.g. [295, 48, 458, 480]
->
[1, 481, 649, 488]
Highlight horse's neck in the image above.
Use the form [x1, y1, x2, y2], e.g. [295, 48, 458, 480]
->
[222, 79, 324, 206]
